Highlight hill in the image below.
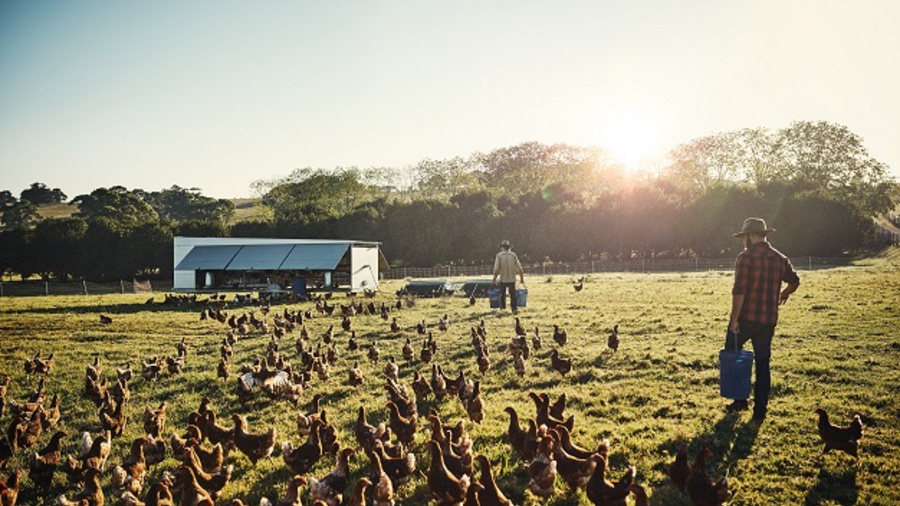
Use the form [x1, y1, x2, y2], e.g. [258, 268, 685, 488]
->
[35, 198, 265, 223]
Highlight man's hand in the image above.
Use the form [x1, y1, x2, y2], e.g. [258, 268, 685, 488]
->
[779, 290, 791, 305]
[491, 278, 498, 286]
[729, 318, 740, 334]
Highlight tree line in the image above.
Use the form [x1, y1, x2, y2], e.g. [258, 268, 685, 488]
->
[0, 121, 895, 282]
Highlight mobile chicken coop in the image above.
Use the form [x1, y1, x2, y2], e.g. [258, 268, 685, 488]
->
[172, 237, 388, 295]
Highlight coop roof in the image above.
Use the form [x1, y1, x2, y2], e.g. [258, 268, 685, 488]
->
[224, 244, 296, 271]
[175, 245, 242, 270]
[280, 243, 350, 270]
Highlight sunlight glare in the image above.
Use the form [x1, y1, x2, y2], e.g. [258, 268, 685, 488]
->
[594, 106, 660, 173]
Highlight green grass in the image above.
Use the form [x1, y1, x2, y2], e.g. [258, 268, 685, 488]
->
[1, 257, 899, 505]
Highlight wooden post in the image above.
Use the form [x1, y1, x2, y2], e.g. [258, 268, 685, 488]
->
[121, 280, 125, 294]
[83, 280, 88, 296]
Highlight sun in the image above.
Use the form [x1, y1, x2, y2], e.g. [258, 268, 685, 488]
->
[593, 106, 660, 172]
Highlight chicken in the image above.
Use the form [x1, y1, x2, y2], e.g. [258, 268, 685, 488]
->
[181, 447, 233, 501]
[19, 405, 46, 448]
[142, 359, 162, 382]
[166, 354, 185, 374]
[282, 421, 323, 475]
[530, 392, 575, 432]
[100, 314, 113, 325]
[607, 325, 619, 353]
[427, 440, 471, 506]
[630, 483, 649, 506]
[412, 371, 432, 402]
[372, 440, 416, 489]
[386, 401, 417, 446]
[0, 436, 16, 472]
[116, 363, 133, 383]
[430, 363, 447, 400]
[552, 325, 567, 347]
[275, 475, 306, 506]
[574, 280, 584, 292]
[502, 407, 528, 461]
[514, 317, 526, 337]
[668, 443, 690, 491]
[217, 358, 231, 381]
[366, 452, 395, 506]
[138, 435, 167, 467]
[383, 357, 399, 383]
[550, 428, 596, 490]
[187, 441, 224, 474]
[99, 398, 128, 438]
[0, 471, 22, 506]
[466, 381, 485, 424]
[347, 478, 372, 506]
[173, 466, 215, 506]
[420, 337, 435, 364]
[342, 316, 352, 332]
[144, 402, 167, 438]
[527, 433, 557, 500]
[81, 430, 112, 472]
[554, 425, 596, 461]
[232, 414, 276, 464]
[549, 393, 567, 420]
[514, 352, 527, 378]
[354, 406, 386, 454]
[144, 481, 175, 506]
[368, 342, 381, 364]
[550, 349, 572, 376]
[585, 450, 634, 506]
[685, 448, 731, 506]
[309, 447, 355, 506]
[815, 408, 864, 457]
[29, 430, 68, 485]
[385, 380, 416, 419]
[532, 327, 542, 351]
[348, 331, 359, 351]
[474, 454, 512, 506]
[348, 361, 365, 388]
[296, 394, 325, 437]
[86, 356, 102, 381]
[58, 467, 102, 506]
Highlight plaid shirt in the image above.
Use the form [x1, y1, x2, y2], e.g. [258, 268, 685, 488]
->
[732, 241, 800, 326]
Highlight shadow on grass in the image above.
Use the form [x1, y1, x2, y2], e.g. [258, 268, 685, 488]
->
[804, 467, 859, 506]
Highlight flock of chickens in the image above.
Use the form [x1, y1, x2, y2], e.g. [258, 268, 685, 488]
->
[0, 283, 867, 506]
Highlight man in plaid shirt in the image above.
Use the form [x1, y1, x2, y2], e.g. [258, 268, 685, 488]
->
[726, 217, 801, 420]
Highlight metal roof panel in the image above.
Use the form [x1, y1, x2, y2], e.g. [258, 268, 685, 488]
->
[280, 243, 349, 270]
[175, 245, 242, 270]
[225, 244, 295, 271]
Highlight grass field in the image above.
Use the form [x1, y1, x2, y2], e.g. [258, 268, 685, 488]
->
[1, 252, 899, 506]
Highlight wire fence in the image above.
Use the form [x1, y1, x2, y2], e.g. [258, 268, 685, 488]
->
[382, 256, 853, 280]
[0, 256, 855, 296]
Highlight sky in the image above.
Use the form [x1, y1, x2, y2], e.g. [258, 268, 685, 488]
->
[1, 0, 898, 199]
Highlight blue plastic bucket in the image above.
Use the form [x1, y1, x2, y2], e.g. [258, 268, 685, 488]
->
[488, 288, 501, 308]
[719, 349, 754, 399]
[517, 288, 528, 307]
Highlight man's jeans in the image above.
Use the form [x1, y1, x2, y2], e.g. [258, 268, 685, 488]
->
[725, 319, 775, 413]
[499, 282, 517, 312]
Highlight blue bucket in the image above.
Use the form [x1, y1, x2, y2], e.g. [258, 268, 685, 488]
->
[719, 348, 754, 399]
[516, 288, 528, 307]
[488, 288, 501, 308]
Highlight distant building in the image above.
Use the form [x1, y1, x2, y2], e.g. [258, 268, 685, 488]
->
[172, 236, 388, 294]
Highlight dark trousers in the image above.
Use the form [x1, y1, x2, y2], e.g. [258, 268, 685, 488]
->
[725, 319, 775, 412]
[499, 282, 517, 311]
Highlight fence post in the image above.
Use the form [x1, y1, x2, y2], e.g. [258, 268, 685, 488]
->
[0, 282, 3, 297]
[83, 280, 88, 296]
[121, 280, 125, 294]
[642, 259, 645, 273]
[45, 282, 49, 296]
[808, 257, 812, 270]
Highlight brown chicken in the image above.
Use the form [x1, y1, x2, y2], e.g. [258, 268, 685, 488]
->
[607, 325, 620, 352]
[550, 349, 572, 376]
[550, 428, 597, 490]
[275, 475, 306, 506]
[815, 408, 864, 457]
[309, 447, 355, 506]
[585, 450, 634, 506]
[503, 407, 528, 461]
[144, 402, 167, 438]
[427, 440, 471, 505]
[0, 471, 20, 506]
[232, 414, 276, 464]
[29, 429, 68, 485]
[552, 325, 567, 347]
[527, 433, 557, 500]
[685, 448, 731, 506]
[630, 483, 649, 506]
[58, 467, 102, 506]
[474, 454, 512, 506]
[366, 451, 395, 506]
[355, 406, 386, 454]
[282, 420, 323, 475]
[347, 477, 372, 506]
[386, 401, 417, 446]
[668, 443, 690, 491]
[173, 466, 214, 506]
[182, 446, 233, 500]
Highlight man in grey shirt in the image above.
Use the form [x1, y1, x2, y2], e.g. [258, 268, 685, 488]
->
[492, 240, 525, 313]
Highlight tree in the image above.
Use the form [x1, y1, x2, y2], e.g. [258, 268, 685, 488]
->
[139, 186, 235, 223]
[20, 182, 67, 205]
[71, 186, 159, 227]
[1, 200, 39, 229]
[0, 190, 16, 209]
[413, 157, 481, 200]
[261, 168, 373, 224]
[30, 217, 88, 280]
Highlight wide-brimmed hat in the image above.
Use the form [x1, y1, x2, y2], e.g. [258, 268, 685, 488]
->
[734, 217, 775, 237]
[500, 240, 511, 248]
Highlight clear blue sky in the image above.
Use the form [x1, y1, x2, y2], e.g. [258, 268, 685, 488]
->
[1, 0, 898, 198]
